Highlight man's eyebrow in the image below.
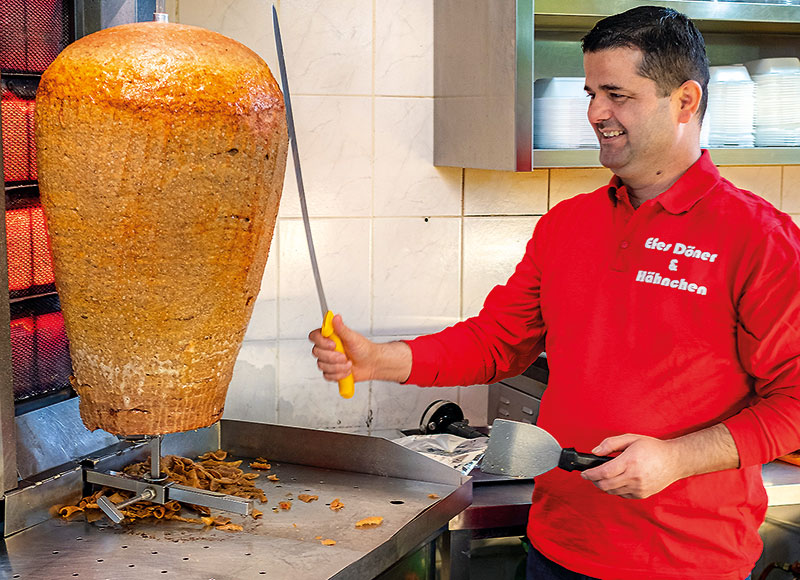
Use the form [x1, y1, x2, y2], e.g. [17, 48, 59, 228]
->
[584, 83, 626, 93]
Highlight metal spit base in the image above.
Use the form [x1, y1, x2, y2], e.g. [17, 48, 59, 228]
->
[0, 415, 472, 579]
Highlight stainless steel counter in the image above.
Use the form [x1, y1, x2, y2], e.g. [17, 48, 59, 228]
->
[0, 420, 472, 580]
[763, 461, 800, 506]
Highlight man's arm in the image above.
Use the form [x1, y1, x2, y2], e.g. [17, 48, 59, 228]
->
[580, 423, 739, 499]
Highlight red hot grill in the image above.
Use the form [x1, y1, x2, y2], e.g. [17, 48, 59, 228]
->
[10, 295, 72, 406]
[0, 0, 71, 75]
[1, 0, 74, 409]
[5, 197, 56, 299]
[1, 78, 38, 184]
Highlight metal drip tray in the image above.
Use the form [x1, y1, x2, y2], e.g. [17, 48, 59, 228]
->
[0, 419, 471, 579]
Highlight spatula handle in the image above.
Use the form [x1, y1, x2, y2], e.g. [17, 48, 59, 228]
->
[558, 448, 613, 472]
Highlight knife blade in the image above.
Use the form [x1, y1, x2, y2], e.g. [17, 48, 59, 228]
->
[272, 5, 355, 399]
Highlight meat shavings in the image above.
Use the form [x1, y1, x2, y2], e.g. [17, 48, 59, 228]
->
[278, 501, 292, 510]
[250, 461, 271, 470]
[329, 499, 344, 511]
[298, 494, 318, 503]
[355, 516, 383, 529]
[58, 451, 269, 529]
[321, 539, 336, 546]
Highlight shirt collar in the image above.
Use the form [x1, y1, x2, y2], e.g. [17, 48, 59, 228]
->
[605, 150, 721, 215]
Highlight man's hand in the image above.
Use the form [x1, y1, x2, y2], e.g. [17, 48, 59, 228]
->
[579, 434, 684, 499]
[580, 424, 739, 499]
[308, 314, 412, 383]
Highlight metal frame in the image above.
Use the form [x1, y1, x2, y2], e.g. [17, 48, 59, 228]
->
[0, 74, 19, 495]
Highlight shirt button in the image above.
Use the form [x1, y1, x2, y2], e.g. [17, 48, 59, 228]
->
[620, 241, 630, 249]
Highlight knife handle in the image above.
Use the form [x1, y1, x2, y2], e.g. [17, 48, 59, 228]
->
[322, 311, 355, 399]
[558, 448, 613, 472]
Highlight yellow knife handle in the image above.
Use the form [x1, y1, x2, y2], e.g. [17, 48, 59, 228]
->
[321, 311, 355, 399]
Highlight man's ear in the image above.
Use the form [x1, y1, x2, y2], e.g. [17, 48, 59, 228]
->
[675, 80, 703, 124]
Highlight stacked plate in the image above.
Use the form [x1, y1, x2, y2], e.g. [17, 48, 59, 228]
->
[704, 65, 754, 148]
[533, 77, 598, 149]
[745, 57, 800, 146]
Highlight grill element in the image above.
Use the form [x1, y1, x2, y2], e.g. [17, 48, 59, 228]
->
[1, 79, 38, 183]
[0, 0, 70, 74]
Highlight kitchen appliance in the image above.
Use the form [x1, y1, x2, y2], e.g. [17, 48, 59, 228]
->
[482, 418, 612, 478]
[419, 399, 486, 439]
[489, 352, 548, 425]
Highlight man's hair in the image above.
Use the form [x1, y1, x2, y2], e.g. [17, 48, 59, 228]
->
[581, 6, 709, 122]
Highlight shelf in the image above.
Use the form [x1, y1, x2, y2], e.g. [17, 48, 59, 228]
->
[533, 147, 800, 168]
[534, 0, 800, 34]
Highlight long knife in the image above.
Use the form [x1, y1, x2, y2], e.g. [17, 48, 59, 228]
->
[272, 5, 355, 399]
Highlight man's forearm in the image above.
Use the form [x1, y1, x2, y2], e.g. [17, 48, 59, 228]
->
[669, 422, 740, 478]
[372, 341, 413, 383]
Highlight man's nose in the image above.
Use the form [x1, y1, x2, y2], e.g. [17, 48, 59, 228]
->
[587, 96, 611, 125]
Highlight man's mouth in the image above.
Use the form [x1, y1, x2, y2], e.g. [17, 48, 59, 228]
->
[600, 129, 625, 138]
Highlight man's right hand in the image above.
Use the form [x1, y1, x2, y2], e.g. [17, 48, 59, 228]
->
[308, 314, 413, 384]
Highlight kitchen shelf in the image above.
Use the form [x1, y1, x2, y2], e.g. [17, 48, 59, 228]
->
[534, 147, 800, 169]
[434, 0, 800, 171]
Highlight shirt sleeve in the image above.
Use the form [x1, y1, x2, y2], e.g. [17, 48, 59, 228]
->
[724, 218, 800, 467]
[404, 217, 549, 387]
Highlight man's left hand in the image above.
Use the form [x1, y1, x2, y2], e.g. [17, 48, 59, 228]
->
[579, 434, 684, 499]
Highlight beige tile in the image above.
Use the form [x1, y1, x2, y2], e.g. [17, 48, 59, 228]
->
[462, 217, 539, 319]
[782, 166, 800, 214]
[374, 98, 461, 217]
[278, 95, 372, 218]
[375, 0, 433, 97]
[279, 0, 372, 95]
[226, 341, 277, 423]
[372, 217, 461, 336]
[464, 169, 548, 216]
[549, 168, 612, 209]
[791, 215, 800, 229]
[717, 166, 781, 209]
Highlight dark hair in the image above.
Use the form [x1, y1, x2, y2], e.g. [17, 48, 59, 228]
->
[581, 6, 709, 122]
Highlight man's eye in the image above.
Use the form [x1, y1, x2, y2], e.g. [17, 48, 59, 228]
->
[610, 93, 628, 100]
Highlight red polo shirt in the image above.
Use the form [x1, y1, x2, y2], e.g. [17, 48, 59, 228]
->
[406, 151, 800, 580]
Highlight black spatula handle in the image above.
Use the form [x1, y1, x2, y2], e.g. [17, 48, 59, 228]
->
[558, 447, 614, 472]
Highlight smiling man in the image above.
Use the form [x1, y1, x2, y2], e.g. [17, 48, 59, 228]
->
[309, 6, 800, 580]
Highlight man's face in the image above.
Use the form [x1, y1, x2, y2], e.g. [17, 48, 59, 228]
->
[583, 48, 682, 181]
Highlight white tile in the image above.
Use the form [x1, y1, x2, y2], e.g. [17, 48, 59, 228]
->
[464, 169, 548, 216]
[177, 0, 278, 75]
[375, 0, 433, 97]
[244, 226, 279, 340]
[458, 385, 489, 428]
[277, 339, 370, 429]
[279, 218, 370, 338]
[279, 0, 372, 95]
[371, 380, 460, 431]
[278, 96, 372, 218]
[372, 217, 461, 335]
[374, 98, 461, 217]
[462, 217, 539, 319]
[224, 341, 278, 423]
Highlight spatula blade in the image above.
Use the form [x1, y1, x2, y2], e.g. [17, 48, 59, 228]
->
[481, 419, 563, 478]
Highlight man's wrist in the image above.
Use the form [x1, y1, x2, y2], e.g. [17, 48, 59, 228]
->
[373, 341, 413, 384]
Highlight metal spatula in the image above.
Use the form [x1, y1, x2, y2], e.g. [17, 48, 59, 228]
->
[481, 419, 613, 478]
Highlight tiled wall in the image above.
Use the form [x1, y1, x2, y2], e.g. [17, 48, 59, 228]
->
[175, 0, 800, 432]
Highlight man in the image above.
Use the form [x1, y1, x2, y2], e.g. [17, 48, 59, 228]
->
[309, 6, 800, 579]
